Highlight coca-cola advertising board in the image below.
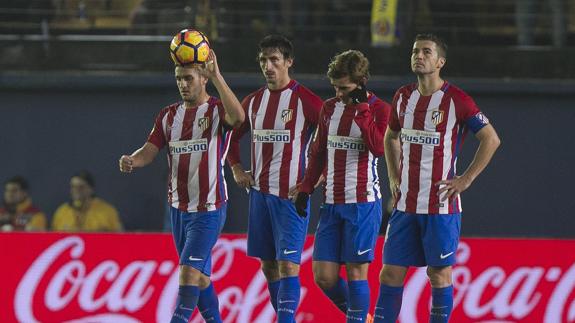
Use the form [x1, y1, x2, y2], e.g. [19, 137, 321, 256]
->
[0, 232, 574, 322]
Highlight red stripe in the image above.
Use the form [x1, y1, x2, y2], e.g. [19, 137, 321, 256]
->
[258, 91, 281, 193]
[196, 103, 215, 212]
[278, 90, 299, 197]
[333, 104, 354, 203]
[355, 107, 370, 203]
[449, 125, 462, 213]
[405, 95, 430, 213]
[176, 107, 198, 211]
[214, 103, 224, 206]
[428, 95, 451, 214]
[166, 107, 177, 205]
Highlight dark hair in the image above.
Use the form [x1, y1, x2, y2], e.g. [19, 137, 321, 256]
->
[258, 34, 294, 60]
[414, 33, 448, 58]
[326, 50, 370, 84]
[5, 176, 29, 191]
[72, 170, 95, 188]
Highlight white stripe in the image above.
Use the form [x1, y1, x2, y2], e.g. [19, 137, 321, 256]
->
[267, 89, 293, 196]
[440, 99, 458, 213]
[397, 91, 419, 211]
[289, 98, 306, 191]
[325, 103, 345, 203]
[206, 107, 220, 209]
[344, 120, 360, 203]
[252, 90, 270, 191]
[416, 91, 444, 213]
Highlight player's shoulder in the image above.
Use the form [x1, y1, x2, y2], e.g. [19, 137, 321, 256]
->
[157, 102, 180, 117]
[245, 86, 268, 101]
[368, 92, 391, 108]
[292, 80, 323, 106]
[323, 97, 339, 110]
[443, 82, 475, 105]
[396, 83, 418, 96]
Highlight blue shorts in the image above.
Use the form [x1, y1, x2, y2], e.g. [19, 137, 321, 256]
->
[383, 209, 461, 267]
[171, 205, 227, 276]
[247, 189, 310, 264]
[313, 201, 382, 264]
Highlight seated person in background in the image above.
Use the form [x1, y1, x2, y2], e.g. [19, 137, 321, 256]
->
[0, 176, 47, 231]
[52, 170, 123, 232]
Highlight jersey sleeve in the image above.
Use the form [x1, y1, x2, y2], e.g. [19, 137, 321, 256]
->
[298, 86, 323, 125]
[453, 90, 489, 134]
[353, 97, 391, 157]
[300, 102, 329, 194]
[147, 110, 167, 149]
[388, 90, 402, 132]
[226, 95, 251, 167]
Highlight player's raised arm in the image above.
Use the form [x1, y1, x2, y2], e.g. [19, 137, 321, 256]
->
[203, 50, 244, 128]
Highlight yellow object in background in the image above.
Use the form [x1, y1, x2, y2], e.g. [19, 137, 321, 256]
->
[371, 0, 399, 47]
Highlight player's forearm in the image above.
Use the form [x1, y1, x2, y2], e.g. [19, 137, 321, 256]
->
[384, 131, 401, 182]
[212, 73, 244, 128]
[460, 128, 501, 184]
[131, 143, 158, 168]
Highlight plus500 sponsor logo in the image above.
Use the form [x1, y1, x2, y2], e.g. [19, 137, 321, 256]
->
[252, 130, 291, 143]
[169, 139, 208, 155]
[327, 135, 365, 151]
[400, 129, 440, 146]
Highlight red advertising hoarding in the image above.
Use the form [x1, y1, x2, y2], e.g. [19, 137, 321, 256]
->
[0, 233, 573, 322]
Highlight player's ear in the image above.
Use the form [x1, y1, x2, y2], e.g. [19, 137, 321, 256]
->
[285, 57, 293, 68]
[437, 57, 446, 69]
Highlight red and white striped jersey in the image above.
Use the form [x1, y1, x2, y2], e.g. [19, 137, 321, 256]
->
[390, 82, 490, 214]
[227, 80, 323, 199]
[301, 94, 392, 204]
[147, 97, 231, 213]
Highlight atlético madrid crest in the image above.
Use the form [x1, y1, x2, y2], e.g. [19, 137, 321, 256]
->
[281, 109, 293, 123]
[431, 110, 444, 125]
[198, 117, 210, 131]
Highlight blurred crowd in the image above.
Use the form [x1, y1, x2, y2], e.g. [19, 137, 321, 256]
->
[0, 172, 123, 232]
[0, 0, 572, 47]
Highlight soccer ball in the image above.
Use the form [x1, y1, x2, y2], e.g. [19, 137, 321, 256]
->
[169, 29, 210, 66]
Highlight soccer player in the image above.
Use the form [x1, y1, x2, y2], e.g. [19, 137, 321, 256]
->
[226, 35, 323, 322]
[293, 50, 391, 323]
[373, 34, 501, 323]
[119, 50, 244, 323]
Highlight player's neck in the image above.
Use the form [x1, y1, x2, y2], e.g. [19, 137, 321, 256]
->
[184, 93, 210, 109]
[417, 75, 444, 96]
[268, 77, 291, 91]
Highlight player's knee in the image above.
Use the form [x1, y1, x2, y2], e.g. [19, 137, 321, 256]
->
[345, 263, 368, 281]
[278, 260, 300, 278]
[313, 269, 338, 290]
[379, 265, 407, 286]
[427, 266, 452, 287]
[261, 260, 280, 281]
[179, 265, 203, 286]
[198, 273, 211, 289]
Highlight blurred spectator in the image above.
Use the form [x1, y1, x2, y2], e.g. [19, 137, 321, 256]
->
[0, 176, 47, 231]
[516, 0, 566, 47]
[52, 170, 123, 232]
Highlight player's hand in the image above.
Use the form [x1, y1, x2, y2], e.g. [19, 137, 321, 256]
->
[435, 175, 472, 202]
[232, 165, 255, 190]
[348, 84, 368, 104]
[204, 50, 220, 80]
[288, 183, 301, 200]
[294, 192, 309, 218]
[119, 155, 134, 173]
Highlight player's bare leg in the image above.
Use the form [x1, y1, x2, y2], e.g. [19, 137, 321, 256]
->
[313, 261, 348, 313]
[373, 264, 408, 323]
[427, 266, 453, 323]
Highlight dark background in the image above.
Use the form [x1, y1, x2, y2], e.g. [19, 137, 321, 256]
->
[2, 74, 573, 237]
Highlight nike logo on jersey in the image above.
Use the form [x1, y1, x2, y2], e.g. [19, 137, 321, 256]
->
[440, 252, 454, 259]
[188, 256, 204, 261]
[283, 249, 297, 255]
[357, 249, 371, 256]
